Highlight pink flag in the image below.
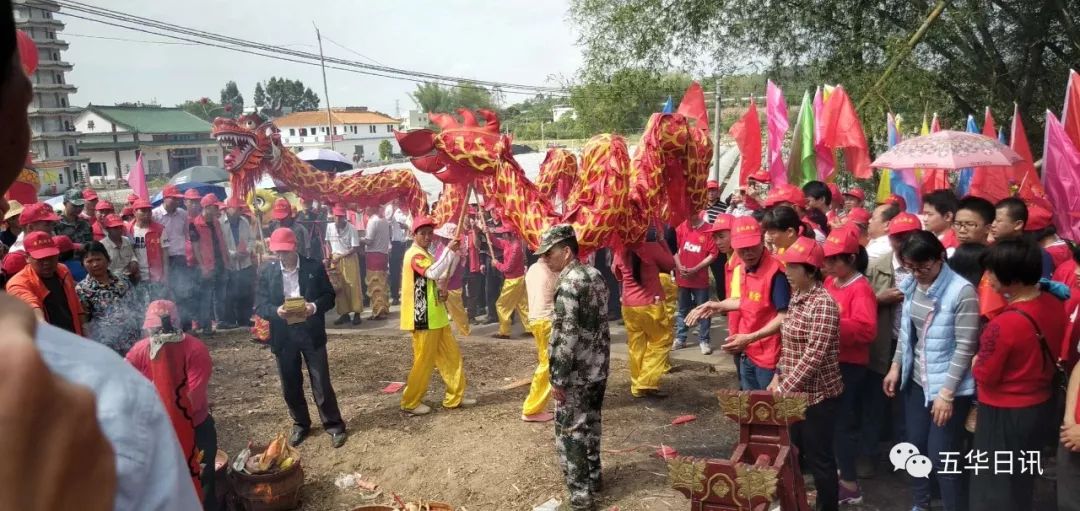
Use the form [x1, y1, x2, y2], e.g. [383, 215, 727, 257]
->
[813, 86, 835, 179]
[127, 153, 149, 200]
[1043, 111, 1080, 242]
[766, 80, 789, 184]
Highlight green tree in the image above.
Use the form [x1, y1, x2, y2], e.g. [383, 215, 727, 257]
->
[379, 139, 393, 161]
[411, 82, 455, 114]
[570, 0, 1080, 151]
[568, 68, 692, 134]
[410, 81, 496, 114]
[178, 98, 223, 121]
[219, 81, 244, 118]
[253, 77, 321, 117]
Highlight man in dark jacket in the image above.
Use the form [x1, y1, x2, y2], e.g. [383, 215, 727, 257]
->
[255, 228, 346, 448]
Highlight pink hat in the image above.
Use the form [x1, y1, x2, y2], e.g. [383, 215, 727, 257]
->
[823, 226, 861, 257]
[706, 180, 719, 190]
[268, 228, 297, 252]
[143, 300, 180, 330]
[200, 194, 220, 208]
[730, 216, 763, 249]
[779, 235, 824, 268]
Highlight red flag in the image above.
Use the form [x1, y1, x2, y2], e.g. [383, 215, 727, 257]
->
[1010, 104, 1045, 200]
[677, 82, 708, 133]
[922, 113, 950, 193]
[1064, 69, 1080, 151]
[968, 107, 1011, 202]
[729, 99, 762, 187]
[978, 272, 1007, 320]
[816, 86, 871, 180]
[127, 153, 150, 200]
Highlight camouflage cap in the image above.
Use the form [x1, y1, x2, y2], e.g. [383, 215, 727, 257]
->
[534, 224, 576, 255]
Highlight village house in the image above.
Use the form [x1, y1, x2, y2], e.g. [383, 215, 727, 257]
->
[275, 107, 401, 163]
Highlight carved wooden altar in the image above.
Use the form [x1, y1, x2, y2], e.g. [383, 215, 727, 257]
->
[667, 390, 811, 511]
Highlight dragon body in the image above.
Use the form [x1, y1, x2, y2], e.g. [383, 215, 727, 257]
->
[212, 115, 427, 216]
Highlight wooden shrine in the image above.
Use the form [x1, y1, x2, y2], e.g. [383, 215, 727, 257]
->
[667, 390, 811, 511]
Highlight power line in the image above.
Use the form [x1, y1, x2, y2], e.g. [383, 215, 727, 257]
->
[322, 35, 387, 67]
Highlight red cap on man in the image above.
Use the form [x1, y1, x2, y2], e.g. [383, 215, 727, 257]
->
[779, 235, 824, 268]
[82, 188, 99, 201]
[268, 228, 297, 252]
[133, 199, 153, 210]
[162, 184, 184, 199]
[143, 300, 180, 330]
[102, 214, 124, 229]
[888, 212, 921, 236]
[126, 193, 140, 205]
[21, 202, 60, 224]
[271, 198, 293, 220]
[730, 216, 764, 249]
[183, 189, 202, 201]
[705, 213, 735, 233]
[843, 188, 866, 202]
[884, 194, 907, 211]
[411, 216, 436, 234]
[52, 235, 80, 254]
[2, 252, 27, 276]
[706, 180, 719, 190]
[332, 205, 348, 217]
[95, 201, 114, 212]
[200, 194, 220, 208]
[25, 231, 60, 259]
[845, 207, 871, 226]
[823, 226, 861, 257]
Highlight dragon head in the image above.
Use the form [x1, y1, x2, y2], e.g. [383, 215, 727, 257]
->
[212, 114, 282, 198]
[395, 109, 509, 185]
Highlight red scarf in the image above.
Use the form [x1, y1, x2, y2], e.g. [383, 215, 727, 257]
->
[189, 216, 230, 276]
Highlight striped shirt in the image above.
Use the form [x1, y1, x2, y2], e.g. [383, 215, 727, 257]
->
[892, 282, 980, 394]
[705, 200, 729, 223]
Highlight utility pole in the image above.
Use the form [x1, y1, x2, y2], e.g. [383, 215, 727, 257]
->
[712, 78, 722, 181]
[314, 23, 335, 151]
[395, 99, 400, 119]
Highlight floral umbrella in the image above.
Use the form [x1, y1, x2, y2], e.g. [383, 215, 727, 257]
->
[870, 130, 1023, 170]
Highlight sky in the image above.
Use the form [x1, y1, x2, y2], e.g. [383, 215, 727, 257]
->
[59, 0, 583, 117]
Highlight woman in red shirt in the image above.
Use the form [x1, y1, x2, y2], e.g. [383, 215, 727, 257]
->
[821, 226, 877, 504]
[613, 228, 675, 398]
[971, 238, 1066, 510]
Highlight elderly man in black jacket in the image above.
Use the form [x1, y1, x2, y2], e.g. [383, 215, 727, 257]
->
[255, 228, 347, 448]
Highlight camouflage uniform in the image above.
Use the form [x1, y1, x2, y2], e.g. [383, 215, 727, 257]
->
[540, 225, 611, 511]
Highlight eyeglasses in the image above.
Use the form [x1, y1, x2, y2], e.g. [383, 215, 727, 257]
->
[902, 260, 941, 275]
[952, 221, 984, 231]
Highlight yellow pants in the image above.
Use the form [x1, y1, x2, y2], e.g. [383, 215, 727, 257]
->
[446, 289, 471, 337]
[366, 270, 389, 317]
[659, 273, 677, 320]
[495, 276, 529, 336]
[522, 318, 553, 416]
[623, 303, 674, 397]
[334, 253, 364, 315]
[401, 326, 467, 410]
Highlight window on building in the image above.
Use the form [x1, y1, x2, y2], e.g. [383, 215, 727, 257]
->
[369, 125, 376, 134]
[51, 52, 59, 61]
[58, 172, 63, 184]
[60, 97, 67, 107]
[289, 128, 296, 136]
[87, 120, 95, 130]
[387, 125, 394, 133]
[300, 128, 308, 136]
[67, 145, 75, 156]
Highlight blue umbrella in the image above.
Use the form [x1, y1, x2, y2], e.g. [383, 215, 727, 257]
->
[150, 182, 227, 207]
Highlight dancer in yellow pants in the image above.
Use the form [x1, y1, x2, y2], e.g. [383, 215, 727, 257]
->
[446, 289, 471, 337]
[613, 237, 676, 397]
[399, 217, 473, 415]
[522, 261, 557, 421]
[491, 227, 528, 339]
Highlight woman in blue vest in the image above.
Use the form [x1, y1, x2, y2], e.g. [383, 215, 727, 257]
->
[883, 231, 979, 511]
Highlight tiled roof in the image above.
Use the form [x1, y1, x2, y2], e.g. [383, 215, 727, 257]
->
[86, 105, 212, 134]
[273, 109, 401, 128]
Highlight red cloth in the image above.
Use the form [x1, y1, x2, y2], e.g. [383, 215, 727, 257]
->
[824, 274, 878, 366]
[816, 86, 871, 180]
[91, 220, 105, 241]
[729, 100, 763, 187]
[969, 109, 1012, 203]
[1046, 241, 1072, 269]
[978, 271, 1008, 320]
[612, 242, 675, 307]
[466, 230, 482, 273]
[1010, 106, 1047, 200]
[735, 252, 784, 370]
[492, 237, 525, 279]
[1054, 260, 1080, 369]
[973, 292, 1067, 408]
[5, 263, 84, 336]
[124, 333, 207, 500]
[126, 221, 167, 283]
[1064, 69, 1080, 151]
[674, 220, 717, 289]
[365, 251, 389, 271]
[189, 216, 229, 277]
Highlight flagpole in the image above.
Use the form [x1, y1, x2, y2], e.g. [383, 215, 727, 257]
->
[313, 23, 336, 151]
[712, 78, 722, 181]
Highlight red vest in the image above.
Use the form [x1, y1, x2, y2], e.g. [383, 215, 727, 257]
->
[738, 252, 784, 369]
[189, 216, 229, 276]
[127, 221, 167, 283]
[1047, 242, 1072, 269]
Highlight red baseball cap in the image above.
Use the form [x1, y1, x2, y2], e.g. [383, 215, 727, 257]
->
[25, 231, 59, 259]
[126, 193, 140, 205]
[706, 180, 719, 190]
[21, 202, 60, 224]
[2, 251, 27, 275]
[748, 169, 771, 183]
[884, 194, 907, 211]
[331, 205, 348, 217]
[200, 194, 220, 208]
[730, 216, 763, 249]
[271, 198, 293, 220]
[162, 184, 184, 199]
[268, 228, 297, 252]
[845, 207, 871, 226]
[133, 199, 153, 210]
[183, 189, 203, 200]
[95, 201, 114, 212]
[411, 216, 436, 234]
[888, 212, 921, 236]
[82, 188, 99, 201]
[843, 188, 866, 202]
[1025, 202, 1053, 231]
[827, 183, 842, 204]
[102, 214, 124, 229]
[52, 235, 80, 254]
[779, 235, 824, 268]
[143, 300, 180, 330]
[705, 213, 734, 233]
[823, 226, 861, 257]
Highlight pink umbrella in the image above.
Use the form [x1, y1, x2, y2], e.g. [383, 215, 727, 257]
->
[871, 130, 1023, 170]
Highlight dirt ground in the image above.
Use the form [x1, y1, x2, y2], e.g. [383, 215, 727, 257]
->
[208, 329, 1056, 511]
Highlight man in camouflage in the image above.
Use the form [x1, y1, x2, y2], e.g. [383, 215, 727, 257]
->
[54, 188, 93, 245]
[536, 224, 610, 511]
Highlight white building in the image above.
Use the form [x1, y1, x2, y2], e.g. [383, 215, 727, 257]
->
[399, 109, 428, 131]
[13, 0, 87, 195]
[552, 105, 577, 121]
[275, 107, 402, 163]
[74, 105, 221, 184]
